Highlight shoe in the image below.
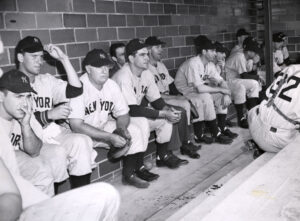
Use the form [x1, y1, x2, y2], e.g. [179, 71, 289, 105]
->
[252, 142, 265, 159]
[136, 168, 159, 182]
[188, 142, 201, 151]
[238, 117, 248, 129]
[180, 145, 200, 159]
[156, 154, 180, 169]
[122, 174, 150, 188]
[222, 128, 238, 139]
[169, 153, 189, 165]
[194, 134, 214, 144]
[214, 134, 233, 144]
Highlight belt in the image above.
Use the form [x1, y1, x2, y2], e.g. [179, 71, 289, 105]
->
[256, 108, 277, 133]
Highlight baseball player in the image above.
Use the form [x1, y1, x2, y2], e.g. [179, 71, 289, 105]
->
[174, 35, 233, 144]
[112, 38, 189, 169]
[145, 36, 201, 159]
[248, 65, 300, 156]
[273, 32, 291, 77]
[15, 36, 97, 189]
[225, 36, 262, 128]
[0, 70, 120, 221]
[230, 28, 250, 55]
[69, 49, 158, 189]
[109, 42, 126, 78]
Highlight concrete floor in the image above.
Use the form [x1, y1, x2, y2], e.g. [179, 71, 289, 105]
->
[110, 127, 254, 221]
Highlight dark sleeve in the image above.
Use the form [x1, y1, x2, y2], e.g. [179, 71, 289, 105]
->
[284, 57, 291, 66]
[168, 82, 181, 95]
[240, 72, 259, 81]
[128, 105, 159, 119]
[150, 98, 166, 110]
[66, 83, 83, 98]
[34, 111, 52, 128]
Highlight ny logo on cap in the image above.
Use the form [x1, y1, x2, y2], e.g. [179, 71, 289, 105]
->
[21, 76, 28, 83]
[139, 40, 144, 44]
[99, 53, 106, 59]
[34, 38, 39, 43]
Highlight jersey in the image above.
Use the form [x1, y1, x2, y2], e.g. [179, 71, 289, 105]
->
[112, 63, 161, 105]
[174, 56, 205, 95]
[31, 74, 68, 112]
[204, 62, 224, 86]
[148, 62, 174, 94]
[69, 73, 129, 130]
[230, 44, 243, 55]
[225, 52, 248, 80]
[258, 65, 300, 130]
[274, 49, 284, 66]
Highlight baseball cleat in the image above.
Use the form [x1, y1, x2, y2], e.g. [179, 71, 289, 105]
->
[222, 128, 238, 139]
[122, 174, 150, 188]
[136, 168, 159, 182]
[180, 145, 200, 159]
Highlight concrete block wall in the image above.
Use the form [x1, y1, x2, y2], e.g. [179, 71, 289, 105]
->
[0, 0, 259, 184]
[271, 0, 300, 62]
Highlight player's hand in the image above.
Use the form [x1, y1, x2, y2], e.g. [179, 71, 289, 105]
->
[217, 60, 225, 69]
[19, 98, 33, 127]
[164, 109, 181, 123]
[44, 44, 68, 61]
[221, 95, 232, 109]
[208, 76, 219, 86]
[47, 103, 72, 120]
[109, 134, 127, 148]
[253, 54, 260, 64]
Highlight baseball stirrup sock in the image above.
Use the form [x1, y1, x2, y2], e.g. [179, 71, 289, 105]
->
[206, 119, 219, 137]
[136, 152, 145, 170]
[193, 121, 204, 137]
[246, 98, 258, 110]
[157, 142, 169, 159]
[235, 104, 244, 121]
[70, 173, 91, 189]
[217, 114, 227, 132]
[122, 154, 137, 178]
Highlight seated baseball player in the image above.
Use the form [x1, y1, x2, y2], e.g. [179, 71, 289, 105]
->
[15, 36, 97, 190]
[109, 42, 126, 78]
[0, 72, 120, 221]
[230, 28, 250, 55]
[69, 49, 158, 189]
[273, 32, 291, 78]
[145, 36, 201, 159]
[174, 35, 233, 145]
[248, 65, 300, 158]
[225, 36, 262, 128]
[206, 42, 238, 139]
[112, 38, 188, 169]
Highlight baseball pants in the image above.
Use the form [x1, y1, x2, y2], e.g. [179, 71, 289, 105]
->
[248, 106, 299, 153]
[93, 117, 149, 155]
[19, 183, 120, 221]
[148, 118, 173, 144]
[228, 79, 260, 104]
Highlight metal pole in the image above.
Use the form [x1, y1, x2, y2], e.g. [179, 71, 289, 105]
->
[264, 0, 273, 86]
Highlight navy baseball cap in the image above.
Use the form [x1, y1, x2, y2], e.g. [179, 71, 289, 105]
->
[243, 37, 261, 54]
[145, 36, 166, 46]
[0, 69, 36, 94]
[82, 49, 114, 68]
[273, 32, 286, 42]
[15, 36, 44, 54]
[236, 28, 250, 38]
[194, 35, 216, 50]
[214, 41, 227, 53]
[125, 39, 147, 57]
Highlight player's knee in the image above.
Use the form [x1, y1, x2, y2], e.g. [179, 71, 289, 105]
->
[70, 134, 93, 149]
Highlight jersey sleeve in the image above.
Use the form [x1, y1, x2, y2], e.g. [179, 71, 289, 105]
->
[235, 55, 248, 74]
[68, 95, 85, 120]
[144, 72, 162, 102]
[186, 60, 205, 87]
[47, 74, 69, 104]
[110, 81, 129, 117]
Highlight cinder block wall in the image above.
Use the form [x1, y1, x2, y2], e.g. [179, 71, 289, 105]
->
[0, 0, 260, 184]
[271, 0, 300, 62]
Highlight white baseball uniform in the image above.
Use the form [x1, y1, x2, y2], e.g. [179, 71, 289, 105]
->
[31, 74, 97, 176]
[0, 128, 120, 220]
[68, 73, 149, 155]
[248, 65, 300, 152]
[175, 56, 224, 121]
[148, 62, 191, 124]
[112, 63, 172, 144]
[225, 52, 260, 104]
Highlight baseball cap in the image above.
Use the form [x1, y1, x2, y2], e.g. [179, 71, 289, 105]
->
[145, 36, 166, 46]
[236, 28, 250, 38]
[82, 49, 114, 68]
[15, 36, 44, 54]
[0, 69, 36, 94]
[243, 37, 261, 54]
[273, 32, 286, 42]
[214, 41, 227, 53]
[125, 38, 147, 57]
[193, 35, 216, 50]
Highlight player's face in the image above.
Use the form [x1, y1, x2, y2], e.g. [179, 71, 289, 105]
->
[18, 51, 44, 75]
[216, 52, 226, 62]
[247, 51, 256, 59]
[0, 91, 31, 120]
[150, 45, 163, 61]
[274, 41, 284, 50]
[205, 49, 217, 62]
[132, 48, 149, 70]
[88, 65, 110, 86]
[115, 47, 126, 66]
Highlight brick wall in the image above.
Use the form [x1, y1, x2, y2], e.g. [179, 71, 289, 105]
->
[0, 0, 259, 184]
[271, 0, 300, 62]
